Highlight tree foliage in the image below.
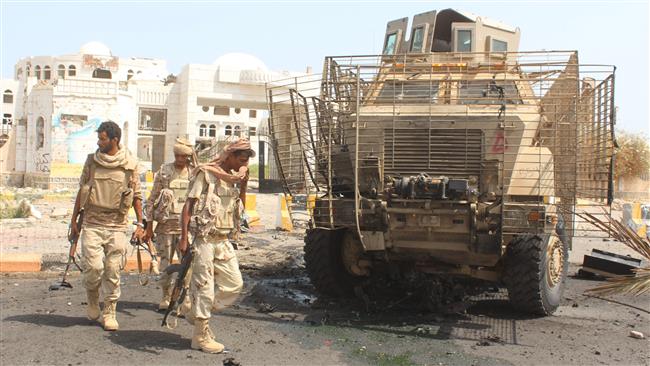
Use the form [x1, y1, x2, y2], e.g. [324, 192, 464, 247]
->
[615, 130, 650, 180]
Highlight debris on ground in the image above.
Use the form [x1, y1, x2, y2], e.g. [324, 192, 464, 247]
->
[222, 357, 241, 366]
[257, 302, 276, 313]
[629, 330, 645, 339]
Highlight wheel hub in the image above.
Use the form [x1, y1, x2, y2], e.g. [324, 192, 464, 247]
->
[546, 236, 564, 287]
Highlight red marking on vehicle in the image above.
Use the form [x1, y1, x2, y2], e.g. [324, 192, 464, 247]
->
[491, 130, 507, 154]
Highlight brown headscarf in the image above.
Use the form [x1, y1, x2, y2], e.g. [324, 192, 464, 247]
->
[194, 138, 255, 178]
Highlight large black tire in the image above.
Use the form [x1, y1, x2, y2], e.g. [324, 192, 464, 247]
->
[504, 233, 569, 316]
[304, 228, 359, 297]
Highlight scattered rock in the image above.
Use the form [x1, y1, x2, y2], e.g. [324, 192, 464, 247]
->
[572, 303, 579, 308]
[629, 330, 645, 339]
[265, 339, 276, 344]
[257, 302, 276, 313]
[476, 340, 491, 346]
[67, 302, 72, 306]
[223, 357, 241, 366]
[594, 351, 601, 355]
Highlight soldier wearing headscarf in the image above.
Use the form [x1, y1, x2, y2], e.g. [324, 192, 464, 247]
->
[143, 138, 195, 311]
[178, 138, 254, 353]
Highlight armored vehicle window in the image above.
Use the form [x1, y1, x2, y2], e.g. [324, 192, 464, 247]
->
[492, 39, 508, 52]
[456, 30, 472, 52]
[410, 26, 425, 52]
[384, 33, 398, 55]
[458, 80, 522, 105]
[378, 81, 439, 104]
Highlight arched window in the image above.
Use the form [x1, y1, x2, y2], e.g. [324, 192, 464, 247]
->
[34, 66, 42, 80]
[234, 125, 241, 137]
[92, 69, 112, 79]
[199, 124, 207, 137]
[57, 64, 66, 79]
[224, 125, 232, 136]
[3, 90, 13, 104]
[36, 117, 45, 148]
[68, 65, 76, 77]
[208, 124, 216, 137]
[43, 66, 51, 80]
[127, 69, 134, 80]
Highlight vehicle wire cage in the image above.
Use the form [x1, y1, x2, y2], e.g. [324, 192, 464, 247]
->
[267, 51, 616, 246]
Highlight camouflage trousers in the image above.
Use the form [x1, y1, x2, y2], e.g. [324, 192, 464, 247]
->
[80, 226, 127, 302]
[190, 237, 243, 320]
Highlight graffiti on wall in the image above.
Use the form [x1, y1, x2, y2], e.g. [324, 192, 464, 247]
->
[52, 114, 103, 164]
[34, 152, 50, 173]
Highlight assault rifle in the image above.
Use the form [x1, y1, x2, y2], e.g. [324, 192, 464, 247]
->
[49, 211, 84, 290]
[161, 228, 196, 329]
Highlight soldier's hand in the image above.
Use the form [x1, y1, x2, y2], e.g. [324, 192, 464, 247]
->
[179, 234, 189, 255]
[142, 226, 154, 243]
[132, 226, 145, 242]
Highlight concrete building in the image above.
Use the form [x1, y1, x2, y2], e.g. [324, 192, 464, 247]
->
[0, 42, 305, 188]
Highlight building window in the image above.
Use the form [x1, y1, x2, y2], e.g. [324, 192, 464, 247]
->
[249, 109, 257, 118]
[127, 69, 134, 80]
[234, 125, 241, 137]
[57, 64, 66, 79]
[225, 125, 232, 136]
[208, 124, 216, 137]
[199, 124, 207, 137]
[43, 66, 51, 80]
[34, 66, 42, 80]
[201, 106, 209, 112]
[138, 108, 167, 131]
[234, 108, 241, 114]
[214, 106, 229, 116]
[68, 65, 76, 77]
[248, 127, 257, 136]
[491, 39, 508, 52]
[92, 69, 112, 79]
[2, 114, 12, 126]
[410, 26, 425, 52]
[383, 32, 398, 55]
[36, 117, 45, 148]
[456, 30, 472, 52]
[3, 90, 13, 104]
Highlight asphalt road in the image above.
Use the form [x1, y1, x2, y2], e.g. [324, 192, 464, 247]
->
[1, 258, 649, 366]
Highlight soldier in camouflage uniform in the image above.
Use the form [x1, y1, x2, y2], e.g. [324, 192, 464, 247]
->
[143, 138, 194, 311]
[70, 121, 145, 331]
[178, 138, 253, 353]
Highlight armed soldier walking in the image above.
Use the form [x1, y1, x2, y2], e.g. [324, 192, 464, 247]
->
[178, 138, 253, 353]
[70, 121, 145, 331]
[143, 138, 194, 311]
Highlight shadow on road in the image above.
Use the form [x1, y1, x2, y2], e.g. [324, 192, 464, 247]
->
[4, 314, 95, 328]
[116, 300, 158, 317]
[105, 330, 189, 354]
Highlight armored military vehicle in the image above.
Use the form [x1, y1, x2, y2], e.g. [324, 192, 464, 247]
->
[267, 9, 616, 315]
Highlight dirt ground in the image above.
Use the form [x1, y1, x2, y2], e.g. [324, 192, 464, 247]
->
[1, 225, 649, 366]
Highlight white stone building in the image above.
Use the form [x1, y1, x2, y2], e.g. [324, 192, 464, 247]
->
[0, 42, 305, 187]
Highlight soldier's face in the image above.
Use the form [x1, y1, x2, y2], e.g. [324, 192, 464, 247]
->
[227, 152, 250, 171]
[97, 131, 116, 153]
[174, 154, 189, 167]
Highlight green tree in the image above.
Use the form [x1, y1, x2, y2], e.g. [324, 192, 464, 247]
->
[615, 130, 650, 181]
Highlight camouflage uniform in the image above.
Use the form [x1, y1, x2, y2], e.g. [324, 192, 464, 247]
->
[78, 150, 141, 329]
[186, 169, 243, 320]
[144, 162, 191, 309]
